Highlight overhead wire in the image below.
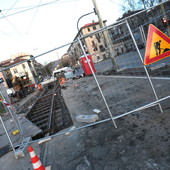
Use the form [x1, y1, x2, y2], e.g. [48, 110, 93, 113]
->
[109, 0, 123, 6]
[0, 30, 19, 41]
[0, 0, 78, 20]
[2, 5, 35, 11]
[0, 0, 80, 60]
[0, 0, 26, 41]
[4, 0, 21, 15]
[26, 0, 43, 33]
[0, 12, 25, 40]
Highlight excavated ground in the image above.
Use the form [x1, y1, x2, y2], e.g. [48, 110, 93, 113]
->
[43, 75, 170, 170]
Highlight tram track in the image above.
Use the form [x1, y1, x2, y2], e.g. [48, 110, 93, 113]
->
[26, 80, 73, 140]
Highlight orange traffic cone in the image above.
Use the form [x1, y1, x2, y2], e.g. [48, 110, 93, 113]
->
[28, 146, 45, 170]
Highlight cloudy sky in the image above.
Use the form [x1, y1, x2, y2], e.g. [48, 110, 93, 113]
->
[0, 0, 123, 64]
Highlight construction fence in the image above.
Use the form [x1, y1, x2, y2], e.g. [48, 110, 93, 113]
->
[0, 2, 170, 158]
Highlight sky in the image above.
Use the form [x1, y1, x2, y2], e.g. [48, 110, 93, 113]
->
[0, 0, 123, 65]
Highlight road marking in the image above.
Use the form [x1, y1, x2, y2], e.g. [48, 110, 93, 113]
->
[97, 75, 170, 80]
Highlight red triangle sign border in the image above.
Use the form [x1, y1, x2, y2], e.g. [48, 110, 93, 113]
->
[144, 24, 170, 65]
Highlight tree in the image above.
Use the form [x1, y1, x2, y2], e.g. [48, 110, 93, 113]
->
[121, 0, 162, 12]
[140, 0, 160, 9]
[60, 56, 70, 67]
[41, 61, 54, 76]
[121, 0, 139, 12]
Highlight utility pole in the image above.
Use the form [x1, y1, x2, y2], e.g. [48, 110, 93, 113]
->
[91, 0, 117, 69]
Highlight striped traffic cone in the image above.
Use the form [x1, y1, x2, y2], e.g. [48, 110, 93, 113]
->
[28, 146, 45, 170]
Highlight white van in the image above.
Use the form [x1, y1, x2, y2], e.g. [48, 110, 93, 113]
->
[53, 67, 74, 79]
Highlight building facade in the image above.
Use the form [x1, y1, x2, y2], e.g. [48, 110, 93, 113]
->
[67, 21, 108, 65]
[109, 0, 170, 57]
[0, 53, 43, 87]
[81, 21, 108, 63]
[67, 1, 170, 65]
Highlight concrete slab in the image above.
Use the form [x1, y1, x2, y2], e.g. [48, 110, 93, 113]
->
[76, 114, 98, 123]
[93, 109, 101, 114]
[0, 115, 42, 157]
[0, 143, 41, 170]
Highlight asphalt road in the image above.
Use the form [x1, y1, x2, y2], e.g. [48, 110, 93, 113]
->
[94, 48, 170, 73]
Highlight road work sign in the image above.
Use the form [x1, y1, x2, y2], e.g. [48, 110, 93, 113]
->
[144, 24, 170, 65]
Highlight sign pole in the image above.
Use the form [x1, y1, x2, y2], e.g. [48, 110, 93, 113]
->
[78, 37, 117, 128]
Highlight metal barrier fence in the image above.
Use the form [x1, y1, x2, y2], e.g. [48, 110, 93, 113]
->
[0, 2, 170, 158]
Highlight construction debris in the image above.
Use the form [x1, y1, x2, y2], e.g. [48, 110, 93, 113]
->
[65, 126, 76, 135]
[93, 109, 101, 114]
[38, 137, 52, 145]
[76, 114, 98, 123]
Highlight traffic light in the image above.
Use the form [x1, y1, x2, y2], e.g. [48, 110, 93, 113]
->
[162, 18, 168, 27]
[85, 49, 89, 54]
[162, 18, 170, 27]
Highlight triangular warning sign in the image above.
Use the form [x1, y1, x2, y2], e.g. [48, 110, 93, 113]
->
[144, 24, 170, 65]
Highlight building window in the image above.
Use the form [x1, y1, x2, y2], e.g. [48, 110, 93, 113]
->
[96, 33, 100, 43]
[93, 26, 96, 30]
[22, 64, 26, 69]
[121, 46, 124, 54]
[13, 69, 18, 74]
[99, 45, 105, 52]
[87, 27, 90, 32]
[103, 54, 106, 60]
[93, 47, 98, 51]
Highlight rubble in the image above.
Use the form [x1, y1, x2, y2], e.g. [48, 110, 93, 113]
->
[76, 114, 99, 123]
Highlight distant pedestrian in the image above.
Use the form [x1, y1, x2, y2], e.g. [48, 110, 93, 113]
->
[38, 84, 42, 92]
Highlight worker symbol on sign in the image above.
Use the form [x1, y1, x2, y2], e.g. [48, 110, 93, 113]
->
[163, 47, 170, 53]
[154, 40, 170, 55]
[154, 40, 161, 55]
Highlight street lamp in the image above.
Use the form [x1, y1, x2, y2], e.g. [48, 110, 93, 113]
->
[77, 11, 94, 34]
[76, 11, 95, 66]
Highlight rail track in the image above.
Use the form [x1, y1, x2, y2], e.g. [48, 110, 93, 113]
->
[26, 80, 73, 140]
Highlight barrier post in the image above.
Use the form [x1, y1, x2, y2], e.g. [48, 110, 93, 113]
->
[78, 37, 117, 128]
[126, 20, 163, 113]
[0, 116, 16, 153]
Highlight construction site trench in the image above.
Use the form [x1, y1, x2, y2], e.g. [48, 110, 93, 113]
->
[26, 80, 73, 140]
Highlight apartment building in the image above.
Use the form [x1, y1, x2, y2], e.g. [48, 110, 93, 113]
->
[0, 53, 43, 87]
[67, 20, 108, 64]
[67, 1, 170, 65]
[109, 0, 170, 57]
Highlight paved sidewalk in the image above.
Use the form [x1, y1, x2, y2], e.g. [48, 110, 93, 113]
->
[0, 142, 41, 170]
[0, 87, 41, 162]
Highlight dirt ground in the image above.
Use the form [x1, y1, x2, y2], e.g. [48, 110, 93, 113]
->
[42, 75, 170, 170]
[0, 73, 170, 170]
